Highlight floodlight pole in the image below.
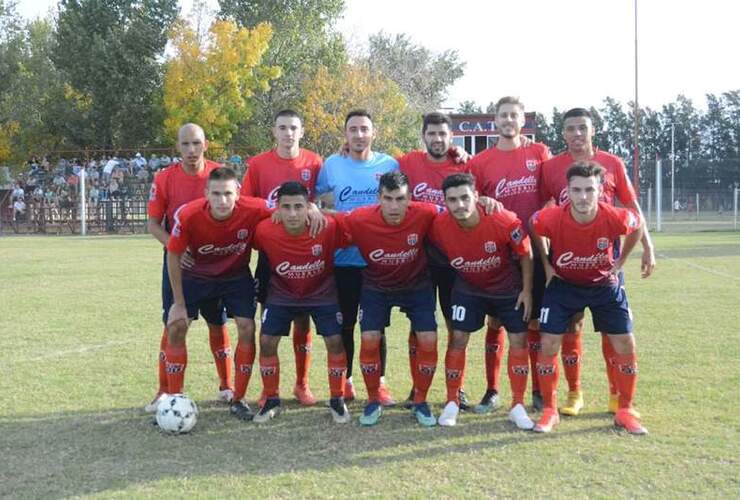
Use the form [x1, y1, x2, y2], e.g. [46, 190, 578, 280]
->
[633, 0, 640, 196]
[80, 168, 87, 236]
[655, 159, 662, 232]
[671, 123, 675, 218]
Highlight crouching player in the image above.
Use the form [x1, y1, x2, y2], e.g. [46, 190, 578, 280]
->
[164, 167, 272, 420]
[531, 161, 647, 434]
[339, 171, 440, 427]
[429, 173, 536, 428]
[252, 182, 351, 424]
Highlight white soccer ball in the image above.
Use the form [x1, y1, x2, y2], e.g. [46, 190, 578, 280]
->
[155, 394, 198, 434]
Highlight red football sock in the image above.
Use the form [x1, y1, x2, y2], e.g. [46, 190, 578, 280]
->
[327, 352, 348, 398]
[508, 347, 530, 407]
[233, 341, 255, 402]
[208, 324, 232, 391]
[450, 329, 466, 389]
[527, 328, 541, 392]
[601, 334, 618, 396]
[359, 336, 382, 402]
[260, 355, 280, 399]
[408, 332, 418, 390]
[536, 353, 559, 410]
[484, 326, 506, 392]
[293, 326, 312, 387]
[444, 348, 466, 404]
[561, 332, 582, 392]
[158, 327, 169, 393]
[413, 336, 438, 404]
[614, 352, 638, 409]
[165, 344, 187, 394]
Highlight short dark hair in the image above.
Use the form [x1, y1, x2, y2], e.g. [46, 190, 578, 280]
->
[274, 109, 301, 122]
[494, 96, 524, 114]
[566, 161, 605, 183]
[276, 181, 309, 202]
[422, 112, 452, 134]
[208, 167, 238, 183]
[563, 108, 592, 121]
[378, 171, 408, 194]
[345, 109, 373, 128]
[442, 173, 476, 195]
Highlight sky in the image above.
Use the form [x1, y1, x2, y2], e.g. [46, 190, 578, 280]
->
[16, 0, 740, 115]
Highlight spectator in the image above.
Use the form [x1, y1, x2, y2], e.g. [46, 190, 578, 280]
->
[12, 198, 26, 221]
[11, 183, 25, 201]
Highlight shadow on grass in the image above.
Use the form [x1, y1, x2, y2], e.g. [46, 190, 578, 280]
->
[0, 399, 614, 498]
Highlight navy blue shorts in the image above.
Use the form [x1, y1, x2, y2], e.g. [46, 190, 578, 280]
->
[531, 254, 546, 317]
[539, 278, 633, 335]
[429, 265, 455, 321]
[359, 286, 437, 332]
[181, 274, 257, 321]
[260, 303, 342, 337]
[450, 290, 528, 334]
[161, 253, 226, 325]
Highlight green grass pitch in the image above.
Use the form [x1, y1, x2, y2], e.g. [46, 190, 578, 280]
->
[1, 232, 738, 498]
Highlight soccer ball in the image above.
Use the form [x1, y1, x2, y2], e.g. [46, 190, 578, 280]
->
[155, 394, 198, 434]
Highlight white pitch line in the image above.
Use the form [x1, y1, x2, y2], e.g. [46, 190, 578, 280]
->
[8, 340, 136, 363]
[658, 253, 740, 282]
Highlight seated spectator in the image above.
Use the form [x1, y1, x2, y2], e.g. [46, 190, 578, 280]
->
[11, 183, 25, 201]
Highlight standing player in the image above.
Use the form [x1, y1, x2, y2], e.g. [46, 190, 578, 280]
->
[252, 182, 350, 423]
[541, 107, 655, 416]
[164, 167, 272, 420]
[145, 123, 233, 412]
[531, 162, 646, 434]
[339, 171, 440, 427]
[468, 97, 551, 413]
[429, 173, 535, 428]
[316, 110, 399, 405]
[241, 109, 323, 406]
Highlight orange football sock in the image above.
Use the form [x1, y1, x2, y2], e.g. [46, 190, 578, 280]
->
[164, 344, 187, 394]
[444, 348, 466, 404]
[413, 336, 438, 404]
[327, 352, 348, 398]
[158, 328, 169, 393]
[233, 341, 255, 402]
[359, 336, 382, 402]
[614, 352, 638, 409]
[260, 355, 280, 399]
[208, 324, 233, 391]
[408, 331, 419, 390]
[561, 332, 582, 392]
[508, 347, 530, 407]
[293, 326, 312, 387]
[536, 353, 559, 410]
[527, 328, 541, 392]
[484, 326, 506, 392]
[601, 334, 618, 396]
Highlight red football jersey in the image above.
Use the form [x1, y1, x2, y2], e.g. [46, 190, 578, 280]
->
[166, 196, 272, 279]
[253, 217, 350, 305]
[532, 202, 640, 287]
[541, 149, 637, 207]
[240, 148, 322, 207]
[469, 142, 551, 233]
[339, 202, 438, 291]
[429, 207, 531, 297]
[147, 160, 221, 230]
[398, 150, 470, 207]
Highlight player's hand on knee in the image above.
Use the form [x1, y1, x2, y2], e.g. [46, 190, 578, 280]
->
[516, 290, 532, 322]
[167, 303, 188, 327]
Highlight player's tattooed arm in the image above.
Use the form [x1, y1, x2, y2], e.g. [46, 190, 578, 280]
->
[609, 216, 644, 277]
[625, 200, 655, 278]
[148, 216, 169, 247]
[478, 196, 503, 214]
[516, 251, 534, 322]
[166, 251, 188, 326]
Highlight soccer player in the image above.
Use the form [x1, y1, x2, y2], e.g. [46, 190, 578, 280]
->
[145, 123, 233, 412]
[531, 161, 646, 434]
[316, 109, 399, 405]
[541, 107, 655, 416]
[468, 97, 551, 413]
[429, 173, 535, 428]
[251, 182, 351, 423]
[241, 109, 323, 406]
[164, 167, 272, 420]
[338, 171, 440, 427]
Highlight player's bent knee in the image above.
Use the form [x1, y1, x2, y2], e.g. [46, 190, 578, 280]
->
[234, 317, 256, 342]
[508, 332, 528, 349]
[450, 330, 470, 351]
[324, 335, 345, 354]
[259, 334, 280, 356]
[486, 315, 502, 329]
[607, 333, 635, 355]
[416, 331, 437, 349]
[539, 333, 562, 356]
[167, 321, 188, 345]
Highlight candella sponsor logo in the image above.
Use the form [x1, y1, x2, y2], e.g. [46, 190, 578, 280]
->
[198, 242, 248, 256]
[494, 176, 538, 198]
[555, 251, 610, 269]
[338, 185, 378, 203]
[275, 259, 325, 278]
[450, 255, 501, 272]
[412, 182, 444, 204]
[368, 248, 418, 265]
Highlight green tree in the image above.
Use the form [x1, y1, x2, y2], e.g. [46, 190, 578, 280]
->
[456, 100, 482, 114]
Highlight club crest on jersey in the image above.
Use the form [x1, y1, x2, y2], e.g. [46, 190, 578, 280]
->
[301, 168, 311, 181]
[597, 237, 609, 250]
[407, 233, 418, 246]
[511, 227, 523, 244]
[526, 159, 538, 172]
[237, 229, 249, 240]
[312, 244, 323, 256]
[484, 241, 497, 253]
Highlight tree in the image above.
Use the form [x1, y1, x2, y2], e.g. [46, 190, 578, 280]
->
[364, 32, 465, 113]
[163, 19, 280, 149]
[456, 100, 482, 114]
[298, 63, 419, 157]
